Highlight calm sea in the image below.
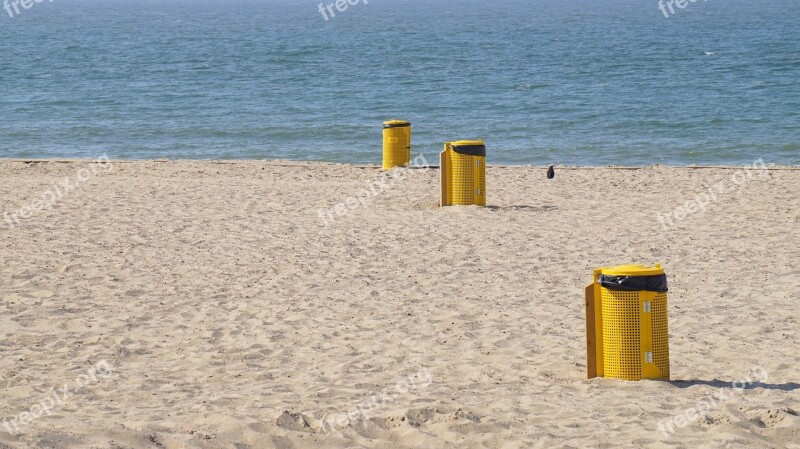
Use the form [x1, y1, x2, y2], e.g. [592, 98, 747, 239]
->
[1, 0, 798, 165]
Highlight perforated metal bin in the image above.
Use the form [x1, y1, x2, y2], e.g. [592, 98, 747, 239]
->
[439, 140, 486, 207]
[585, 264, 670, 381]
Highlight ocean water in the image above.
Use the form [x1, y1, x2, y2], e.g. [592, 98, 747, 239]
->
[0, 0, 798, 165]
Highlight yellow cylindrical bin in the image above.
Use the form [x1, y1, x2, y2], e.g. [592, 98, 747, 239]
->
[439, 140, 486, 207]
[382, 120, 411, 169]
[585, 264, 670, 381]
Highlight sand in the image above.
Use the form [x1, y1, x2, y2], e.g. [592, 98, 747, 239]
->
[0, 159, 798, 449]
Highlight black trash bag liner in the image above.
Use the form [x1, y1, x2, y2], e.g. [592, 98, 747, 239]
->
[598, 274, 668, 293]
[450, 144, 486, 157]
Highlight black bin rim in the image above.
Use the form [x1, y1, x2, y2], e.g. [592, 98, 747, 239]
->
[450, 143, 486, 157]
[383, 121, 411, 129]
[598, 274, 668, 293]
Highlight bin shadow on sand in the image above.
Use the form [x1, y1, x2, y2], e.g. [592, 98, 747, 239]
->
[670, 380, 800, 391]
[486, 205, 558, 212]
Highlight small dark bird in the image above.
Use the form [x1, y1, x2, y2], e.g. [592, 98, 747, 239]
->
[547, 165, 555, 179]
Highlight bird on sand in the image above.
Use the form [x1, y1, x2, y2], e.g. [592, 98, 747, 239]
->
[547, 165, 555, 179]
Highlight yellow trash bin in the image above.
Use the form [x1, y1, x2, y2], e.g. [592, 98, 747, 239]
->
[585, 264, 670, 381]
[382, 120, 411, 169]
[440, 140, 486, 207]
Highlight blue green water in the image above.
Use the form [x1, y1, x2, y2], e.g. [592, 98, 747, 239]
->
[1, 0, 798, 165]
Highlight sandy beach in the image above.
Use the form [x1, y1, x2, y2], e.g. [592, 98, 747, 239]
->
[0, 159, 798, 449]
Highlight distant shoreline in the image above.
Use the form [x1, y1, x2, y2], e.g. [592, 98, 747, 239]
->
[2, 159, 799, 170]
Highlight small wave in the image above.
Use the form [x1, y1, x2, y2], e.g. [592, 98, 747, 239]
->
[704, 51, 716, 56]
[515, 83, 550, 91]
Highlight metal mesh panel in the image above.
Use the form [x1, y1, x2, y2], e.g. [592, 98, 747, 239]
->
[450, 152, 477, 205]
[600, 288, 642, 380]
[475, 158, 486, 206]
[652, 293, 670, 379]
